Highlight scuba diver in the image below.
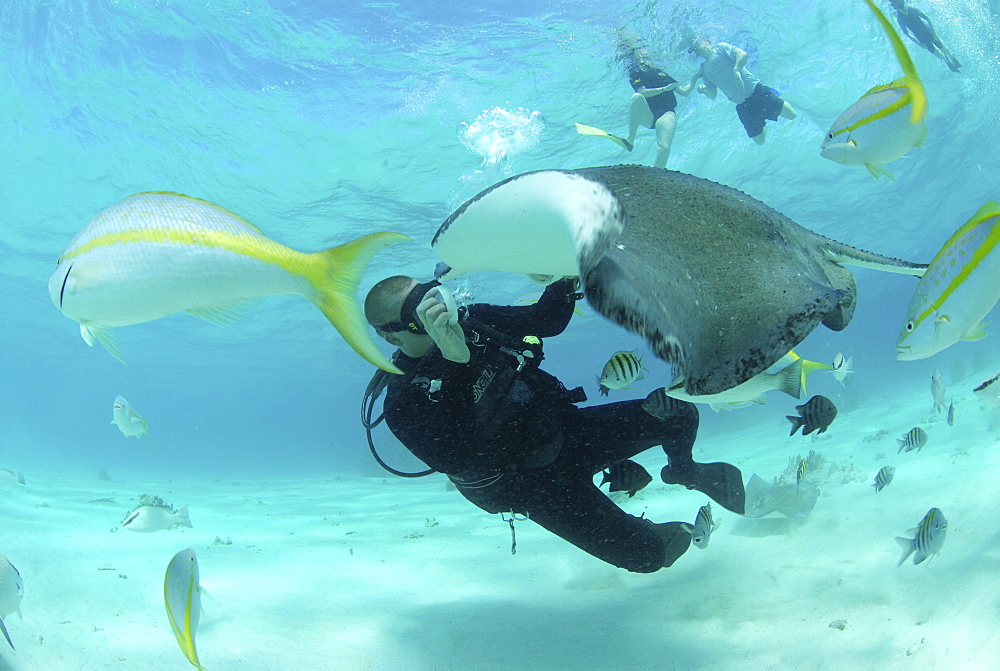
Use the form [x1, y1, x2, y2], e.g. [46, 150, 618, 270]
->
[887, 0, 962, 73]
[360, 274, 746, 573]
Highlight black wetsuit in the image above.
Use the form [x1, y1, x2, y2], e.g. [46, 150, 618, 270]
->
[382, 279, 700, 573]
[629, 64, 678, 126]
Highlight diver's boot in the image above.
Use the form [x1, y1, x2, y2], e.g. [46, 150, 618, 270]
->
[651, 521, 693, 568]
[661, 461, 746, 515]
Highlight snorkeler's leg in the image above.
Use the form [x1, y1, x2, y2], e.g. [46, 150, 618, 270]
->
[627, 92, 653, 145]
[653, 111, 678, 168]
[752, 129, 767, 145]
[779, 100, 797, 119]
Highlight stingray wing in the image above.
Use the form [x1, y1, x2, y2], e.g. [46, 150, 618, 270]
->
[576, 166, 849, 395]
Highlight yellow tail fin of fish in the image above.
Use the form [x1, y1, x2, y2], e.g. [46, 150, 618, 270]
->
[310, 232, 411, 374]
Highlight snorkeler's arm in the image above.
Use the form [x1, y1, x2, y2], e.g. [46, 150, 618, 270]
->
[672, 71, 701, 96]
[639, 85, 675, 97]
[698, 81, 718, 99]
[467, 278, 577, 338]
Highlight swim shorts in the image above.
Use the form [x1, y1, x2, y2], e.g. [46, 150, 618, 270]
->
[735, 83, 785, 138]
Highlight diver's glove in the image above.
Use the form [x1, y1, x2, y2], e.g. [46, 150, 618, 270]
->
[416, 288, 470, 364]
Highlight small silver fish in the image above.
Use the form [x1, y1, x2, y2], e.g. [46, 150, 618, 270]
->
[896, 507, 947, 566]
[931, 369, 946, 413]
[598, 350, 645, 396]
[796, 459, 808, 492]
[691, 503, 718, 549]
[946, 401, 955, 427]
[897, 427, 928, 453]
[872, 465, 896, 493]
[122, 506, 193, 533]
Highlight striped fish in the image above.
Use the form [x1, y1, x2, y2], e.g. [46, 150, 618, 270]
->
[896, 202, 1000, 361]
[48, 192, 408, 371]
[897, 427, 928, 453]
[787, 395, 838, 436]
[896, 507, 947, 566]
[820, 0, 927, 179]
[598, 350, 645, 395]
[831, 352, 853, 385]
[642, 388, 691, 419]
[691, 503, 718, 549]
[872, 465, 895, 493]
[796, 459, 808, 492]
[164, 548, 204, 670]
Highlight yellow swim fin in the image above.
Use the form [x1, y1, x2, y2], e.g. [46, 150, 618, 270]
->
[575, 123, 633, 151]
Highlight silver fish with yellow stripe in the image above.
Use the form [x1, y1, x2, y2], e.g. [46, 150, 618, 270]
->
[896, 202, 1000, 360]
[896, 507, 947, 566]
[164, 548, 204, 669]
[48, 192, 408, 372]
[820, 0, 927, 179]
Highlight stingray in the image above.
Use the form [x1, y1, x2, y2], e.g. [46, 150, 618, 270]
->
[744, 474, 819, 520]
[432, 165, 926, 395]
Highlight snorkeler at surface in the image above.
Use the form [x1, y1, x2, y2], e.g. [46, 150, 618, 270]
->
[687, 37, 797, 145]
[615, 33, 698, 168]
[887, 0, 962, 72]
[361, 275, 746, 573]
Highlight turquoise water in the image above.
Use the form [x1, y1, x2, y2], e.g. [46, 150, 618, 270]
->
[2, 0, 998, 484]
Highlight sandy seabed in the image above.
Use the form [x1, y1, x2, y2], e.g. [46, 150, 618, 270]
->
[1, 371, 998, 671]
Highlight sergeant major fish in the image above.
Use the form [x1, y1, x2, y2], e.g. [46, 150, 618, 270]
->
[820, 0, 928, 179]
[600, 459, 652, 498]
[897, 426, 928, 453]
[48, 192, 408, 372]
[123, 505, 193, 533]
[642, 388, 690, 419]
[796, 459, 808, 492]
[872, 465, 896, 493]
[164, 548, 204, 669]
[0, 552, 22, 650]
[787, 395, 838, 436]
[598, 350, 645, 395]
[896, 507, 947, 566]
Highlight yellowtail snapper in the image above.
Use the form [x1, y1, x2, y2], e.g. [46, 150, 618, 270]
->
[897, 427, 928, 453]
[896, 202, 1000, 361]
[820, 0, 928, 179]
[48, 192, 408, 371]
[896, 508, 947, 566]
[872, 465, 896, 493]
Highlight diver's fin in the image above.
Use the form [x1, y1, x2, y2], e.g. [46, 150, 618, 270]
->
[574, 123, 633, 151]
